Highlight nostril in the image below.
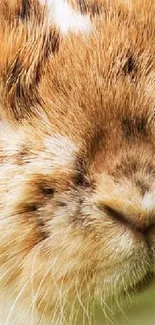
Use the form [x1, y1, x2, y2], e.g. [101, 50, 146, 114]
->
[139, 223, 154, 235]
[98, 204, 155, 234]
[103, 205, 129, 227]
[97, 202, 130, 227]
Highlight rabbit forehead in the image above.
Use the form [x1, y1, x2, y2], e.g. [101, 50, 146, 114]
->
[39, 30, 155, 140]
[39, 0, 155, 125]
[39, 0, 92, 34]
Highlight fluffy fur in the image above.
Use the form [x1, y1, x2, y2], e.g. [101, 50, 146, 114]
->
[40, 0, 91, 34]
[0, 0, 155, 324]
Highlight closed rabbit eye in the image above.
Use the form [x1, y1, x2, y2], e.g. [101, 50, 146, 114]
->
[39, 184, 55, 196]
[41, 187, 55, 195]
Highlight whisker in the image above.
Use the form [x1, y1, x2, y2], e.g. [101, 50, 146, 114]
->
[5, 278, 31, 325]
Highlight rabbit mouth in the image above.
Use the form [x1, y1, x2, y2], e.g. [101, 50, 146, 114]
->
[127, 272, 154, 295]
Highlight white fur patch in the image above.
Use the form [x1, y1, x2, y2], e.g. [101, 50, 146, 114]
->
[142, 193, 155, 211]
[39, 0, 91, 34]
[44, 135, 78, 167]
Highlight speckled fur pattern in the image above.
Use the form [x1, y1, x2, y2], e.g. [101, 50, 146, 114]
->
[0, 0, 155, 324]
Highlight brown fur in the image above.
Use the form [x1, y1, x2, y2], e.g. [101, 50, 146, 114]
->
[0, 0, 155, 324]
[69, 0, 103, 15]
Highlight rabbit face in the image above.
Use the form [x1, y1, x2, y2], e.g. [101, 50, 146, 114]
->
[1, 0, 155, 324]
[1, 120, 155, 321]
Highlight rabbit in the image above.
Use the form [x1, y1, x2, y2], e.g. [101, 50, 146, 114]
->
[0, 0, 155, 324]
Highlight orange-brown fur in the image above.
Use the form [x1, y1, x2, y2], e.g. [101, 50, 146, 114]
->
[0, 0, 155, 324]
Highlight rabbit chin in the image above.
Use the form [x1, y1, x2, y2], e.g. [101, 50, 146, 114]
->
[0, 282, 155, 325]
[0, 261, 154, 325]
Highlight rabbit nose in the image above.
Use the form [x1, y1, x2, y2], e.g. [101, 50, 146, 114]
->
[100, 204, 155, 234]
[96, 174, 155, 234]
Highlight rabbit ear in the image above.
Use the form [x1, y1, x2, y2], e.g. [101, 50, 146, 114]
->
[0, 0, 60, 122]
